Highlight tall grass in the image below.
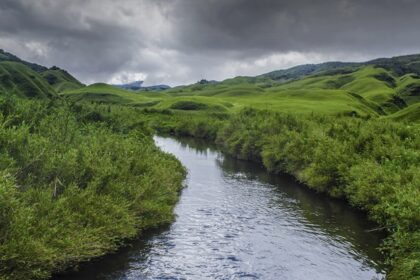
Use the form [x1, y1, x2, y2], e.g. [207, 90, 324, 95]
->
[0, 97, 186, 279]
[150, 108, 420, 279]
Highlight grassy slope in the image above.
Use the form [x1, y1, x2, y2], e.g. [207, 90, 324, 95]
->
[41, 67, 84, 92]
[0, 61, 56, 99]
[387, 103, 420, 122]
[0, 50, 84, 98]
[397, 74, 420, 105]
[0, 49, 48, 73]
[0, 98, 186, 280]
[61, 64, 420, 121]
[0, 52, 188, 280]
[63, 83, 163, 106]
[59, 55, 420, 279]
[2, 51, 419, 279]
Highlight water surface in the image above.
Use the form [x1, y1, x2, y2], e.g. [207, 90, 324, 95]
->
[55, 136, 387, 280]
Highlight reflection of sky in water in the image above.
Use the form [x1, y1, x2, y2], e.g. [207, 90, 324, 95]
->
[54, 136, 387, 280]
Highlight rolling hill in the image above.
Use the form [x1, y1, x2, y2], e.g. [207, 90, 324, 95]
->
[63, 83, 164, 106]
[58, 53, 420, 122]
[0, 49, 83, 98]
[0, 49, 419, 122]
[0, 49, 419, 279]
[113, 80, 170, 91]
[40, 66, 84, 92]
[0, 61, 56, 99]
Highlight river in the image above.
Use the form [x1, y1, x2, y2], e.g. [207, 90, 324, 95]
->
[55, 136, 387, 280]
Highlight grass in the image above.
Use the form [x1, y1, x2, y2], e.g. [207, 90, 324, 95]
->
[397, 74, 420, 105]
[2, 50, 420, 279]
[387, 103, 420, 122]
[0, 62, 56, 99]
[63, 83, 162, 106]
[0, 51, 83, 98]
[40, 67, 84, 92]
[0, 98, 186, 280]
[60, 65, 420, 122]
[146, 108, 420, 280]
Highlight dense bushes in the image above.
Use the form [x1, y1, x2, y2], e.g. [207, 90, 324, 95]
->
[0, 97, 186, 279]
[170, 100, 208, 110]
[220, 110, 420, 279]
[152, 108, 420, 279]
[147, 111, 227, 140]
[1, 95, 417, 279]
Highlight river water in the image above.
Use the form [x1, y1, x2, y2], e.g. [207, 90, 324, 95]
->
[55, 136, 387, 280]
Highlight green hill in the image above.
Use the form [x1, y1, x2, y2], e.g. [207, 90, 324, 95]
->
[0, 61, 56, 99]
[386, 103, 420, 122]
[0, 50, 83, 98]
[2, 49, 419, 118]
[260, 61, 360, 81]
[40, 66, 84, 92]
[0, 49, 419, 279]
[59, 53, 420, 122]
[63, 83, 162, 106]
[0, 49, 48, 72]
[367, 53, 420, 76]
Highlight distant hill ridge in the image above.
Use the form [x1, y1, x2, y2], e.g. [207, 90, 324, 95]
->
[0, 49, 48, 72]
[113, 80, 171, 91]
[1, 49, 420, 122]
[0, 49, 84, 98]
[260, 54, 420, 81]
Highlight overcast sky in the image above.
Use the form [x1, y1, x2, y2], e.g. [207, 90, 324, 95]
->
[1, 0, 420, 86]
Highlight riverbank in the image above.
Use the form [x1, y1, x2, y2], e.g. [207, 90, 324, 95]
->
[0, 98, 186, 280]
[53, 136, 387, 279]
[1, 98, 416, 279]
[148, 108, 420, 280]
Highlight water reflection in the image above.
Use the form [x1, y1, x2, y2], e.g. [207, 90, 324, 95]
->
[54, 136, 387, 280]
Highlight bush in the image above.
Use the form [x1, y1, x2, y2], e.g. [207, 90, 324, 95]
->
[170, 100, 208, 111]
[151, 107, 420, 279]
[0, 97, 186, 279]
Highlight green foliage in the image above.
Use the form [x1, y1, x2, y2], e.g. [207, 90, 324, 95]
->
[0, 49, 48, 73]
[2, 49, 420, 279]
[0, 62, 56, 99]
[40, 67, 84, 92]
[0, 51, 83, 99]
[0, 97, 186, 280]
[62, 83, 162, 106]
[170, 100, 209, 110]
[62, 65, 420, 123]
[151, 108, 420, 279]
[387, 103, 420, 123]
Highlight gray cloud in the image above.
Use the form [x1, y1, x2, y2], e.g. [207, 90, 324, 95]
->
[169, 0, 420, 54]
[1, 0, 419, 86]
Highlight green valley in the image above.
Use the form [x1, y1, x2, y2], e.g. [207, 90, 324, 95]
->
[60, 55, 420, 122]
[0, 51, 419, 280]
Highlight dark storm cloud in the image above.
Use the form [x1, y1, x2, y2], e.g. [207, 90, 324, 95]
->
[0, 0, 147, 83]
[169, 0, 420, 54]
[0, 0, 419, 85]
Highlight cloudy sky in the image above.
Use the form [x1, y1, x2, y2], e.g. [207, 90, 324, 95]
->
[1, 0, 420, 86]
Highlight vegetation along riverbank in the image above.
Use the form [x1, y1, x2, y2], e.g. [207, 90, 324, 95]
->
[0, 49, 419, 279]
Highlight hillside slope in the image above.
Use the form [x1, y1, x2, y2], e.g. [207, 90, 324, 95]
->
[0, 61, 56, 99]
[63, 83, 162, 106]
[41, 66, 84, 92]
[60, 53, 420, 122]
[0, 49, 83, 98]
[0, 49, 47, 72]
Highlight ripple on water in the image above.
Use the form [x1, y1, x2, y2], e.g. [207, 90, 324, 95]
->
[53, 137, 387, 280]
